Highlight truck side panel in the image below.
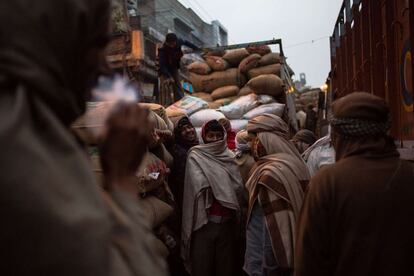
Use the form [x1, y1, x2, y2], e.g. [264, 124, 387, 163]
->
[330, 0, 414, 142]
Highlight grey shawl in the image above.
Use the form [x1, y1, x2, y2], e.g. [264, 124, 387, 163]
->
[181, 139, 244, 266]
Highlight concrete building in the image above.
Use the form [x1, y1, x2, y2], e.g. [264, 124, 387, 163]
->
[107, 0, 228, 100]
[138, 0, 228, 49]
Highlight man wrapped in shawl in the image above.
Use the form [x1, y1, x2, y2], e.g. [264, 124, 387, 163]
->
[295, 92, 414, 276]
[181, 120, 244, 276]
[244, 114, 310, 276]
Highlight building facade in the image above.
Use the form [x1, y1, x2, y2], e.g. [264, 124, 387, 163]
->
[107, 0, 228, 100]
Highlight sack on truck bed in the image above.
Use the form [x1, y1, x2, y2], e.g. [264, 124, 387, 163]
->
[257, 95, 276, 104]
[218, 94, 259, 119]
[205, 56, 229, 72]
[211, 85, 240, 100]
[247, 74, 285, 97]
[204, 49, 226, 57]
[230, 119, 248, 132]
[207, 102, 223, 110]
[239, 54, 261, 74]
[181, 53, 205, 68]
[190, 68, 242, 93]
[259, 53, 282, 66]
[140, 196, 174, 228]
[246, 45, 272, 56]
[187, 61, 211, 75]
[191, 92, 213, 102]
[248, 63, 282, 79]
[72, 102, 115, 145]
[223, 48, 250, 66]
[166, 96, 208, 117]
[140, 103, 174, 131]
[214, 96, 238, 106]
[239, 86, 255, 96]
[243, 103, 286, 120]
[190, 109, 226, 128]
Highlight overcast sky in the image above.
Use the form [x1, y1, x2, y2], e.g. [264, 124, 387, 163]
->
[178, 0, 343, 88]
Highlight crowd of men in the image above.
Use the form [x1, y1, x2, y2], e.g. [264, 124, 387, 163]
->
[1, 0, 414, 275]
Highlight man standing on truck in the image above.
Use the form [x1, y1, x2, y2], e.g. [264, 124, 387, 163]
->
[158, 33, 200, 105]
[295, 92, 414, 276]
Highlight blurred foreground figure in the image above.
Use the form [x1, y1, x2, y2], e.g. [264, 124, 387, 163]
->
[0, 1, 167, 275]
[295, 92, 414, 276]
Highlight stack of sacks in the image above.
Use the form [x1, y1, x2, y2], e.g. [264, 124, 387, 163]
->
[166, 45, 288, 134]
[186, 45, 285, 108]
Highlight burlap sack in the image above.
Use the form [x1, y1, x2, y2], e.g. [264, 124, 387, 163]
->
[223, 48, 250, 66]
[204, 49, 225, 57]
[205, 56, 229, 71]
[258, 53, 282, 66]
[140, 196, 174, 228]
[140, 103, 174, 131]
[192, 92, 213, 102]
[208, 102, 223, 109]
[166, 108, 186, 118]
[214, 96, 238, 106]
[211, 85, 240, 100]
[71, 102, 115, 145]
[240, 72, 248, 87]
[239, 86, 255, 96]
[190, 68, 242, 93]
[246, 45, 272, 56]
[247, 74, 285, 97]
[239, 54, 261, 74]
[248, 63, 282, 79]
[187, 61, 211, 75]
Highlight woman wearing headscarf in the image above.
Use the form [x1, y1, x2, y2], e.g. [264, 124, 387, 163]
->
[244, 114, 310, 276]
[181, 120, 244, 276]
[0, 1, 167, 275]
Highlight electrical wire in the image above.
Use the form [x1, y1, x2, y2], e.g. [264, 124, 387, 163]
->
[285, 36, 330, 49]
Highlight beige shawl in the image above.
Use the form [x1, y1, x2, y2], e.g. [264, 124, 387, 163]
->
[181, 139, 244, 267]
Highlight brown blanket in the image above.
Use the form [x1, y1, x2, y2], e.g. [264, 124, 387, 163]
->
[246, 153, 310, 270]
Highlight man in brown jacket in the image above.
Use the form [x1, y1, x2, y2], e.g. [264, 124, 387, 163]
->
[295, 92, 414, 276]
